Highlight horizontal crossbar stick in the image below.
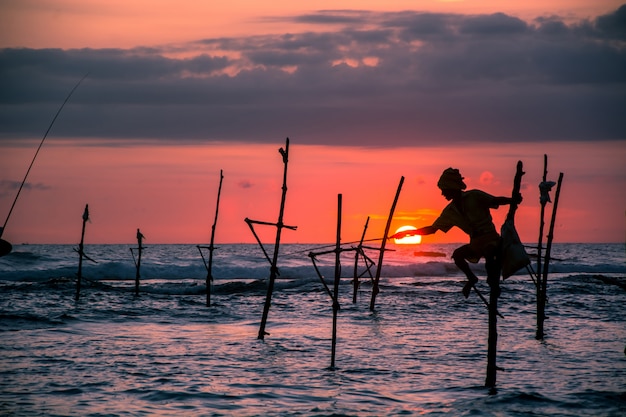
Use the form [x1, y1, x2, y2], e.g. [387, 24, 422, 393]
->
[308, 247, 356, 257]
[245, 218, 297, 231]
[196, 245, 217, 250]
[523, 247, 563, 261]
[291, 237, 389, 255]
[358, 245, 394, 252]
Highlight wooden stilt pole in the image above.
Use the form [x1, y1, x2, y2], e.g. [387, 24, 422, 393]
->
[307, 196, 347, 368]
[536, 155, 548, 339]
[538, 172, 563, 338]
[485, 286, 499, 389]
[331, 194, 342, 369]
[75, 204, 89, 301]
[353, 217, 370, 303]
[370, 176, 404, 311]
[486, 161, 524, 389]
[131, 229, 145, 296]
[197, 170, 224, 307]
[254, 138, 297, 340]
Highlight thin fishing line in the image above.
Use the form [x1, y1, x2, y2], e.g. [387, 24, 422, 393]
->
[1, 73, 89, 236]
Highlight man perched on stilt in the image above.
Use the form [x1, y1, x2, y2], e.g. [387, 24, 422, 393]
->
[391, 168, 522, 297]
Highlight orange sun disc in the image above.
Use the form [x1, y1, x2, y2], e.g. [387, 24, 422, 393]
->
[393, 225, 422, 244]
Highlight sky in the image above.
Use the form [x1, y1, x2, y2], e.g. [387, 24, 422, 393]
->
[0, 1, 625, 245]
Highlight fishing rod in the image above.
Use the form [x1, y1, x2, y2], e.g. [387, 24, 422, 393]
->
[0, 73, 88, 256]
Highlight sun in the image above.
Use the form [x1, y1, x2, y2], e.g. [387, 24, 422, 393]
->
[393, 225, 422, 245]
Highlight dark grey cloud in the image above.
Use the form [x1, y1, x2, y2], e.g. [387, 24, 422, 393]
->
[1, 6, 624, 146]
[0, 180, 51, 197]
[459, 13, 529, 35]
[293, 10, 373, 26]
[584, 4, 626, 40]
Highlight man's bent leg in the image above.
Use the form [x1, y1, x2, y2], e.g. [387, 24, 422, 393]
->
[453, 245, 478, 298]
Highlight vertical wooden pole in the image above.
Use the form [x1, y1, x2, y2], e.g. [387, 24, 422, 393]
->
[75, 204, 89, 301]
[258, 138, 291, 340]
[135, 228, 144, 296]
[486, 161, 524, 389]
[370, 176, 404, 311]
[485, 283, 499, 389]
[536, 155, 548, 339]
[331, 194, 342, 369]
[206, 170, 224, 307]
[353, 216, 370, 303]
[539, 172, 563, 336]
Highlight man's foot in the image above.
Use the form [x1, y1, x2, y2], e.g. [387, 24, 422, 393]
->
[462, 283, 472, 298]
[462, 276, 478, 298]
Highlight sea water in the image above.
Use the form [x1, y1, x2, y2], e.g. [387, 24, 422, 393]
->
[1, 242, 625, 416]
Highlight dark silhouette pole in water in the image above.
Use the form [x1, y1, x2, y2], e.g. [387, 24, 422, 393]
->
[537, 171, 563, 340]
[535, 155, 548, 339]
[197, 170, 224, 307]
[352, 217, 376, 304]
[75, 204, 90, 301]
[370, 176, 404, 311]
[0, 73, 88, 257]
[246, 138, 297, 340]
[307, 194, 348, 368]
[130, 229, 145, 296]
[331, 194, 342, 369]
[485, 160, 525, 389]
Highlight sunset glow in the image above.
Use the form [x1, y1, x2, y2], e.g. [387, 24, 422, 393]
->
[1, 1, 624, 245]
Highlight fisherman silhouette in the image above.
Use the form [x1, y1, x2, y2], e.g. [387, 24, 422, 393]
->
[392, 168, 522, 297]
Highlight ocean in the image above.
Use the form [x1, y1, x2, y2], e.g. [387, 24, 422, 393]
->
[1, 242, 625, 416]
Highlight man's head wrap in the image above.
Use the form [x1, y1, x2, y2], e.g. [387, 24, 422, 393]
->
[437, 168, 467, 191]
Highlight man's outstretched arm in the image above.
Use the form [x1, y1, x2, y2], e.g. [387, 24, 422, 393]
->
[494, 192, 522, 207]
[390, 225, 438, 239]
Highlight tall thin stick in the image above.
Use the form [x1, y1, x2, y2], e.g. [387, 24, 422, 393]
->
[256, 138, 296, 340]
[539, 172, 563, 338]
[536, 155, 548, 339]
[331, 194, 342, 369]
[203, 170, 224, 307]
[370, 176, 404, 311]
[132, 229, 145, 296]
[485, 160, 524, 389]
[75, 204, 89, 301]
[353, 216, 370, 303]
